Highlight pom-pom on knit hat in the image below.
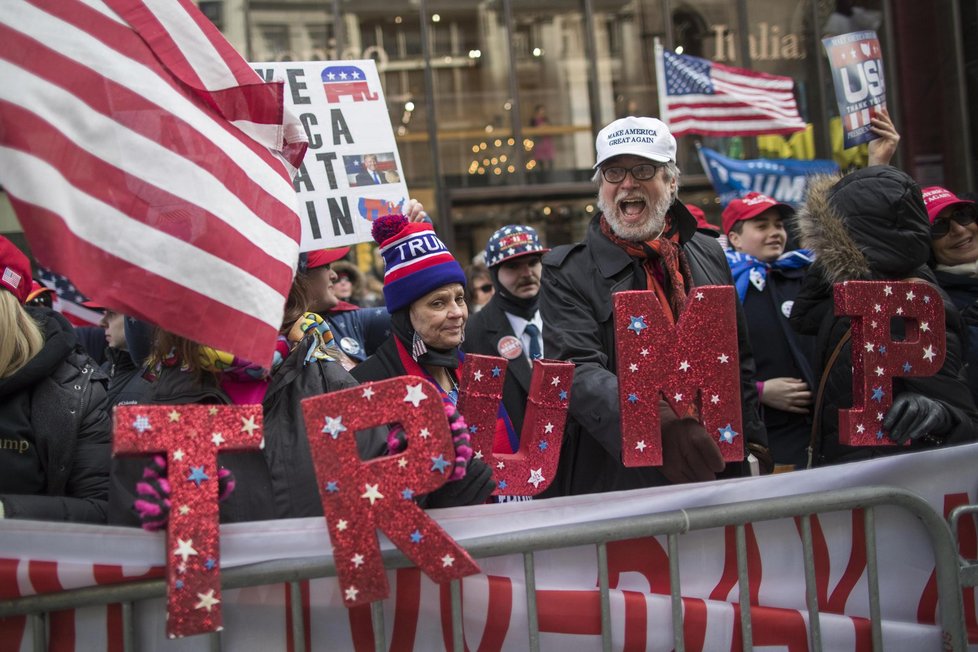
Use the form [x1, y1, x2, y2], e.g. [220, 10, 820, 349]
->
[372, 214, 466, 313]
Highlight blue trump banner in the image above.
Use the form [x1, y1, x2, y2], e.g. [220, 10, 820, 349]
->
[697, 146, 839, 206]
[822, 31, 887, 150]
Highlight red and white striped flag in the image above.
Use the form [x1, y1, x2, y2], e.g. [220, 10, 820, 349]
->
[0, 0, 308, 367]
[655, 42, 806, 137]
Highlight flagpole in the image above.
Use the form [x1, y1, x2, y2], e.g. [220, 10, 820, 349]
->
[734, 0, 758, 159]
[653, 38, 669, 125]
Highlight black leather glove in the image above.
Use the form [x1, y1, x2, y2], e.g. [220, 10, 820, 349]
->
[659, 401, 726, 484]
[883, 393, 953, 446]
[422, 458, 496, 508]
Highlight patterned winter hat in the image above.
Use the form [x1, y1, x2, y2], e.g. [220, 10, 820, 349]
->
[483, 225, 550, 268]
[372, 214, 466, 313]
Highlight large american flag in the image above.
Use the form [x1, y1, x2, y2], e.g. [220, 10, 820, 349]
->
[655, 45, 806, 137]
[0, 0, 307, 367]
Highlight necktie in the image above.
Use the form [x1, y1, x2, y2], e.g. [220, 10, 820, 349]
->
[523, 323, 543, 360]
[373, 172, 381, 184]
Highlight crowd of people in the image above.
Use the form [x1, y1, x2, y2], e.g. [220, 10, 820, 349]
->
[2, 110, 976, 528]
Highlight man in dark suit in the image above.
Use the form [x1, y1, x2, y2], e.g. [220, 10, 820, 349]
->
[355, 153, 385, 186]
[464, 225, 549, 436]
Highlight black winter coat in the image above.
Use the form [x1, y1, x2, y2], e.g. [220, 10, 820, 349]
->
[0, 308, 111, 522]
[261, 340, 387, 517]
[538, 209, 768, 496]
[463, 299, 534, 436]
[740, 266, 817, 467]
[101, 346, 151, 407]
[932, 268, 978, 406]
[109, 335, 387, 525]
[790, 168, 978, 464]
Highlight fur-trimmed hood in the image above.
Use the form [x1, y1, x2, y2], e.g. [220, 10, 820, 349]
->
[795, 166, 931, 285]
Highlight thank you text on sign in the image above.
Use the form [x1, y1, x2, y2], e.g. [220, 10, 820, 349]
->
[822, 31, 887, 150]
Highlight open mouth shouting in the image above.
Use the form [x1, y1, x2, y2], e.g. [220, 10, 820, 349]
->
[617, 195, 648, 222]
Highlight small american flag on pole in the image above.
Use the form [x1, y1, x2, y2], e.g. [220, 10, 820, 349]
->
[0, 0, 307, 367]
[655, 42, 806, 137]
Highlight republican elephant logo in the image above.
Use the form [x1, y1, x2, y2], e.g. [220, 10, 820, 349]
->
[321, 65, 378, 103]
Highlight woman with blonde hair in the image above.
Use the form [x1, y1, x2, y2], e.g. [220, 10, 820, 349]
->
[0, 236, 111, 522]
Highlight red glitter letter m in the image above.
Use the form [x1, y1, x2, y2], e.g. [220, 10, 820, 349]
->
[614, 286, 743, 467]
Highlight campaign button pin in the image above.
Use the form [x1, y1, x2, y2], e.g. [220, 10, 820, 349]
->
[340, 337, 361, 355]
[497, 335, 523, 360]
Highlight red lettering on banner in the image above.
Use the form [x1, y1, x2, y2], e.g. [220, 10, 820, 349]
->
[437, 575, 513, 651]
[93, 565, 162, 652]
[834, 281, 945, 446]
[537, 589, 602, 635]
[853, 617, 873, 652]
[28, 560, 74, 652]
[348, 568, 423, 651]
[457, 355, 573, 496]
[731, 603, 811, 651]
[614, 287, 743, 467]
[92, 564, 163, 584]
[795, 511, 867, 613]
[621, 590, 649, 652]
[284, 580, 311, 652]
[0, 614, 26, 652]
[917, 492, 978, 641]
[607, 537, 671, 594]
[681, 598, 709, 652]
[0, 559, 25, 651]
[710, 524, 762, 604]
[106, 604, 123, 652]
[535, 588, 649, 651]
[388, 568, 423, 652]
[300, 379, 479, 607]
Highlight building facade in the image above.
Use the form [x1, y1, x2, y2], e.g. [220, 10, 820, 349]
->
[2, 1, 975, 265]
[197, 0, 975, 262]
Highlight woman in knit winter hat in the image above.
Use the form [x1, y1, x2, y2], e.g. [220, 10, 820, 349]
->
[353, 214, 499, 506]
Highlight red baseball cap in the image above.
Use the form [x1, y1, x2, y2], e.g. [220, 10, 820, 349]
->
[686, 204, 719, 235]
[0, 236, 31, 303]
[922, 186, 975, 224]
[25, 281, 55, 303]
[306, 247, 351, 269]
[721, 192, 794, 235]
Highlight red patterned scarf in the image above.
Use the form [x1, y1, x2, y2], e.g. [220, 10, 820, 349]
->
[600, 214, 692, 323]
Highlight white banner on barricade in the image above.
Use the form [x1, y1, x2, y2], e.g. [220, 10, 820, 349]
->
[3, 443, 978, 650]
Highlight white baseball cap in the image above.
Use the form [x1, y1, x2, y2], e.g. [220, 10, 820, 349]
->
[594, 116, 677, 169]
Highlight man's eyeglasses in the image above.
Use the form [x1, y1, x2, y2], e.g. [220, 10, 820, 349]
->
[600, 164, 662, 184]
[930, 208, 977, 240]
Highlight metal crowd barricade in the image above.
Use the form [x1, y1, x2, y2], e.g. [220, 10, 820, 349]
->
[0, 485, 968, 652]
[950, 503, 978, 590]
